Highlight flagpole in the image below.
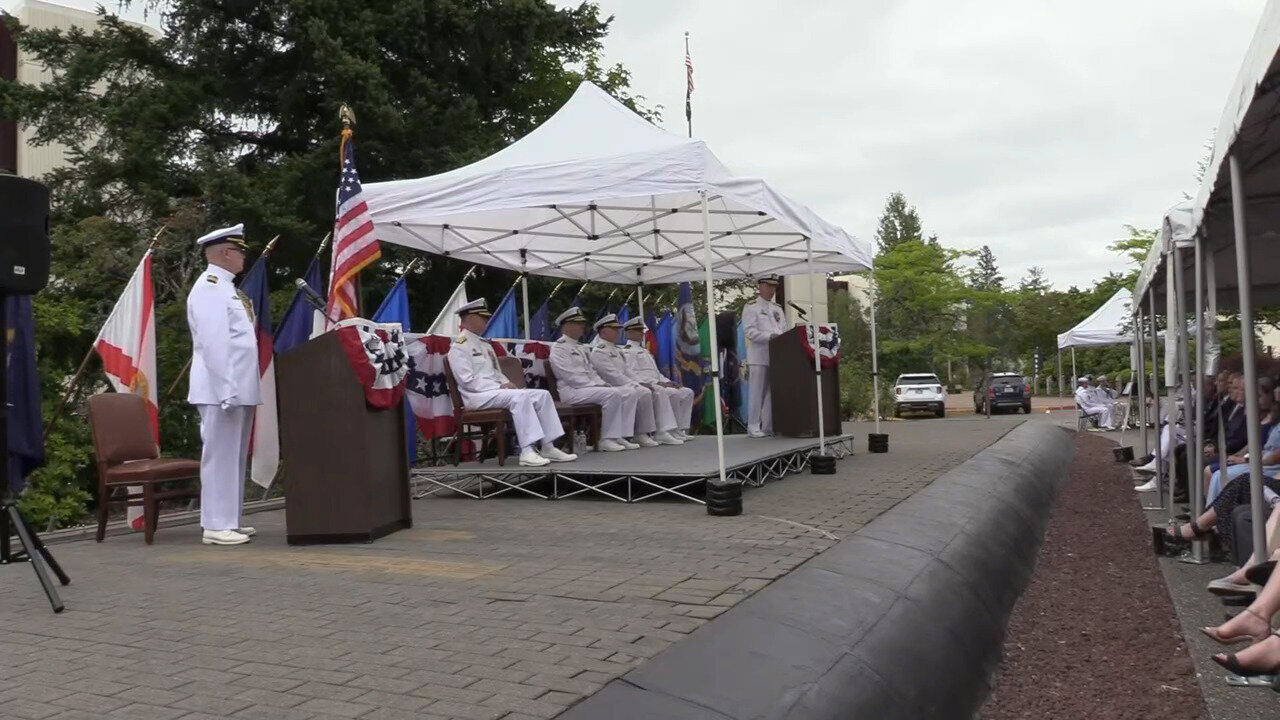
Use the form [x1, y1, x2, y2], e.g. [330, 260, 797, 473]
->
[163, 233, 282, 401]
[43, 224, 168, 440]
[314, 231, 332, 259]
[520, 250, 531, 340]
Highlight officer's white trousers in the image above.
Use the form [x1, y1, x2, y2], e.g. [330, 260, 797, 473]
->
[467, 388, 563, 449]
[654, 385, 694, 431]
[197, 404, 252, 532]
[747, 364, 772, 434]
[622, 385, 658, 435]
[560, 385, 636, 440]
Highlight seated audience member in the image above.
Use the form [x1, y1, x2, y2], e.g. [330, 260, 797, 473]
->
[1198, 526, 1280, 678]
[1075, 376, 1116, 431]
[548, 307, 638, 452]
[447, 299, 576, 467]
[1204, 381, 1280, 505]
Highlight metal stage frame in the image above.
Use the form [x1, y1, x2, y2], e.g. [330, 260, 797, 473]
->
[411, 434, 856, 505]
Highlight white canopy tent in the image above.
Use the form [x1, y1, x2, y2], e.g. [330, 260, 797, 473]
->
[1056, 288, 1138, 391]
[1131, 0, 1280, 562]
[362, 82, 876, 496]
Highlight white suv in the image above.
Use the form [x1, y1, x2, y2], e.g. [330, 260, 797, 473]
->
[894, 373, 946, 418]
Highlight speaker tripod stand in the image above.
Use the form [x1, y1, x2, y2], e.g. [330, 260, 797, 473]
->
[0, 291, 69, 613]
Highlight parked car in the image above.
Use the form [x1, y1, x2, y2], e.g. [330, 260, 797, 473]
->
[973, 372, 1032, 414]
[894, 373, 946, 418]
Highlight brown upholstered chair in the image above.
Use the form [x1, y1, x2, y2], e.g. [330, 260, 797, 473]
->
[88, 393, 201, 545]
[498, 357, 600, 452]
[542, 363, 602, 451]
[443, 357, 511, 466]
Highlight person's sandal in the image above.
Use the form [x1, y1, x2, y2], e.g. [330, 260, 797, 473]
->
[1201, 608, 1272, 646]
[1214, 630, 1280, 677]
[1245, 559, 1277, 586]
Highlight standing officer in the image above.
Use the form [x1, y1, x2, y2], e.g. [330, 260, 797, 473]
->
[621, 316, 695, 440]
[741, 274, 788, 437]
[549, 307, 636, 452]
[447, 298, 575, 467]
[187, 224, 260, 546]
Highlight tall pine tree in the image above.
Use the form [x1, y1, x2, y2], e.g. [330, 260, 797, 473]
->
[874, 192, 923, 252]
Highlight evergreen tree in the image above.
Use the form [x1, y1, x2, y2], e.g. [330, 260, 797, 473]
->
[970, 245, 1003, 290]
[874, 192, 923, 252]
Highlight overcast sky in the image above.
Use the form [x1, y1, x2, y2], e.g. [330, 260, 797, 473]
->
[573, 0, 1268, 289]
[8, 1, 1270, 289]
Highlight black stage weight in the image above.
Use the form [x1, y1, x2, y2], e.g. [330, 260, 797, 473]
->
[705, 479, 742, 516]
[0, 175, 68, 613]
[868, 432, 889, 453]
[810, 452, 836, 474]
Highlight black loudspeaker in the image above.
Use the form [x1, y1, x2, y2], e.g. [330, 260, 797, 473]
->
[0, 176, 50, 294]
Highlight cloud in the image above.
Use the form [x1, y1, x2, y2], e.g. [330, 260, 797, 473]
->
[577, 0, 1268, 288]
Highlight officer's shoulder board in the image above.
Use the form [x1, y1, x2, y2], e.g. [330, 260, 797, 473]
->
[456, 334, 467, 344]
[205, 274, 219, 284]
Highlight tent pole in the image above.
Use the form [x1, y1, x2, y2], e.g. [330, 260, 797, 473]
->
[637, 284, 645, 323]
[806, 239, 826, 455]
[1135, 304, 1148, 458]
[1164, 257, 1179, 526]
[1173, 237, 1201, 561]
[1147, 289, 1164, 511]
[869, 276, 882, 434]
[1057, 349, 1063, 397]
[700, 191, 727, 486]
[1191, 232, 1207, 562]
[1071, 347, 1076, 385]
[1229, 153, 1268, 564]
[520, 250, 531, 340]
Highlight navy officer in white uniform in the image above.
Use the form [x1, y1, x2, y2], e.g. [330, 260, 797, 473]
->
[621, 316, 695, 441]
[549, 307, 636, 452]
[590, 314, 681, 446]
[186, 224, 260, 546]
[446, 298, 576, 467]
[741, 274, 788, 437]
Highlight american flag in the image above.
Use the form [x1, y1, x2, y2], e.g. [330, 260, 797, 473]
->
[327, 128, 381, 320]
[685, 44, 694, 124]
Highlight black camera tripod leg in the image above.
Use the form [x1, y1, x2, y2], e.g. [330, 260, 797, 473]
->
[5, 504, 64, 613]
[15, 508, 68, 585]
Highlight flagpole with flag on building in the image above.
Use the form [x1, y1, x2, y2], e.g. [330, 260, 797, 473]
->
[327, 104, 381, 323]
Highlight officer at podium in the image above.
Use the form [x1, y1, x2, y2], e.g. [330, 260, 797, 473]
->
[741, 274, 788, 437]
[186, 224, 260, 546]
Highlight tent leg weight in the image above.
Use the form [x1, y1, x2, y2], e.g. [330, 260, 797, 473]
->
[705, 481, 743, 516]
[868, 433, 889, 453]
[810, 454, 837, 474]
[1112, 446, 1134, 462]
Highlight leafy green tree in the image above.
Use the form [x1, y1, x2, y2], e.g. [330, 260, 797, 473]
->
[874, 192, 923, 252]
[0, 1, 646, 526]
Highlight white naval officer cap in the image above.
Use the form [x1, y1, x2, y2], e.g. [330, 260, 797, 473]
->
[756, 273, 781, 286]
[622, 316, 646, 332]
[556, 306, 587, 326]
[456, 298, 492, 318]
[592, 313, 621, 332]
[195, 223, 248, 249]
[1077, 377, 1089, 384]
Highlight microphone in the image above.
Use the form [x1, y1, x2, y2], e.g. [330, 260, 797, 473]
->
[788, 301, 808, 320]
[295, 279, 341, 324]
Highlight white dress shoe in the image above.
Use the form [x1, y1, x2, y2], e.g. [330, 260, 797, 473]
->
[1133, 478, 1158, 492]
[236, 527, 256, 537]
[619, 438, 641, 450]
[654, 431, 683, 445]
[634, 435, 659, 448]
[518, 448, 551, 467]
[677, 430, 694, 440]
[1135, 458, 1158, 474]
[540, 444, 578, 462]
[600, 438, 628, 452]
[748, 430, 768, 438]
[202, 529, 250, 546]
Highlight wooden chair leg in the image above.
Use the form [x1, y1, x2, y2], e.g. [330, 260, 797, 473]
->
[143, 484, 157, 545]
[497, 421, 507, 466]
[453, 422, 464, 466]
[95, 483, 109, 543]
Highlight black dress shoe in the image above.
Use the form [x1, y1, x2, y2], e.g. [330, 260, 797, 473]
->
[1130, 453, 1155, 467]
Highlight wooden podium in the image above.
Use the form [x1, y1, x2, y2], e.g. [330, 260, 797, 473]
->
[276, 331, 411, 545]
[769, 326, 841, 438]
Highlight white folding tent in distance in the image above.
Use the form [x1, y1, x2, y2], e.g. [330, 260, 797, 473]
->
[1055, 288, 1137, 391]
[362, 82, 876, 492]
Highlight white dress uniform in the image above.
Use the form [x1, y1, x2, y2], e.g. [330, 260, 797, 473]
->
[549, 313, 635, 443]
[1075, 381, 1114, 429]
[741, 283, 789, 435]
[589, 331, 668, 439]
[186, 226, 261, 536]
[447, 328, 563, 450]
[622, 338, 695, 433]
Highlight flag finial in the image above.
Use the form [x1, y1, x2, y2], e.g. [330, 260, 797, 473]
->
[339, 103, 356, 128]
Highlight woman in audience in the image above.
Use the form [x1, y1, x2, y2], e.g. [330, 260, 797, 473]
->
[1203, 380, 1280, 505]
[1200, 541, 1280, 677]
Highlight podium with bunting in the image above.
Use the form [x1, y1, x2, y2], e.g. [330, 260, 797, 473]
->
[768, 325, 841, 438]
[276, 320, 412, 545]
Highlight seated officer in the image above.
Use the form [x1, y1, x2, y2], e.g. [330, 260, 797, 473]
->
[590, 313, 682, 447]
[548, 307, 637, 452]
[447, 298, 576, 467]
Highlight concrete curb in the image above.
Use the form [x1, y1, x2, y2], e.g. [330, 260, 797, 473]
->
[559, 421, 1072, 720]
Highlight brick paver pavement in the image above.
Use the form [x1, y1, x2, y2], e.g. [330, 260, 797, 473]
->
[0, 414, 1028, 720]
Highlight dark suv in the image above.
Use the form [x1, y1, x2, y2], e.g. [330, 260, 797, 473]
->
[973, 372, 1031, 414]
